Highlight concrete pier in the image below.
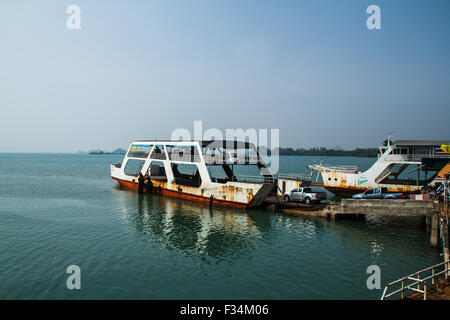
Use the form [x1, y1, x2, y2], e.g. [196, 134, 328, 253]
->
[329, 199, 437, 217]
[264, 197, 439, 218]
[264, 197, 442, 246]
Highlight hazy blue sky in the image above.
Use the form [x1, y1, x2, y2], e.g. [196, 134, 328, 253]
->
[1, 0, 449, 152]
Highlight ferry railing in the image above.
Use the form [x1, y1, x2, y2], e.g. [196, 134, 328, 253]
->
[311, 163, 359, 172]
[380, 260, 450, 300]
[278, 173, 312, 181]
[385, 154, 450, 161]
[150, 153, 167, 160]
[127, 151, 150, 159]
[168, 154, 202, 162]
[230, 175, 274, 184]
[164, 153, 267, 165]
[203, 155, 261, 165]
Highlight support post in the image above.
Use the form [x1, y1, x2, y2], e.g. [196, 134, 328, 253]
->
[444, 178, 449, 263]
[417, 164, 420, 187]
[426, 216, 431, 233]
[442, 219, 449, 263]
[430, 215, 439, 248]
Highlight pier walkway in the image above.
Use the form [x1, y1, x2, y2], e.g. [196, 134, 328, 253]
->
[381, 260, 450, 300]
[263, 197, 443, 247]
[264, 197, 439, 218]
[405, 279, 450, 300]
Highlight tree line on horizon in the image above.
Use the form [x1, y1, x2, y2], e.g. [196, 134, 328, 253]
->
[270, 147, 379, 157]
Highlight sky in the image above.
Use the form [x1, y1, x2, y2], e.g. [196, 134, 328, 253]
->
[0, 0, 449, 153]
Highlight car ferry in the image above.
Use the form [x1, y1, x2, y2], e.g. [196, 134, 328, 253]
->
[110, 140, 275, 208]
[308, 138, 450, 197]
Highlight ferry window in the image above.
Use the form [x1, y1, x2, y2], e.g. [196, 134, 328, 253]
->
[414, 147, 429, 155]
[207, 166, 229, 183]
[203, 147, 223, 165]
[167, 145, 200, 162]
[401, 149, 407, 155]
[128, 144, 152, 158]
[150, 145, 167, 160]
[148, 161, 167, 181]
[124, 159, 145, 176]
[230, 164, 263, 181]
[171, 163, 202, 187]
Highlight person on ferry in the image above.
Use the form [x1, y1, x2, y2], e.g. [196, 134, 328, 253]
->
[138, 173, 145, 194]
[145, 173, 153, 194]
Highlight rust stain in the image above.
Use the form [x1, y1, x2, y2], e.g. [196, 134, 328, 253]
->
[320, 171, 421, 194]
[112, 177, 250, 208]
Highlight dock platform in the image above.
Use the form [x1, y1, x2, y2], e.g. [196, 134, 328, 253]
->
[263, 197, 443, 247]
[381, 260, 450, 300]
[264, 197, 440, 218]
[405, 278, 450, 300]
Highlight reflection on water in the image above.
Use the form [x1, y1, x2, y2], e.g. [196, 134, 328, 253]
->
[370, 240, 384, 257]
[115, 188, 278, 262]
[113, 186, 440, 280]
[110, 187, 441, 299]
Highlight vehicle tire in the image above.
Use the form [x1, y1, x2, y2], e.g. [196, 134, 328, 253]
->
[305, 197, 311, 205]
[284, 195, 290, 202]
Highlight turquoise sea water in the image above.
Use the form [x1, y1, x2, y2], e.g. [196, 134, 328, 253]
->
[0, 154, 442, 299]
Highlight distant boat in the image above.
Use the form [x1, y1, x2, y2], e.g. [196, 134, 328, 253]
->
[88, 148, 126, 155]
[89, 150, 105, 155]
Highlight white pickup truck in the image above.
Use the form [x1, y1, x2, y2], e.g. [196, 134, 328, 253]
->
[283, 187, 327, 204]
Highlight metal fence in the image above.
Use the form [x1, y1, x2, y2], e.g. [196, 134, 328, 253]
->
[277, 173, 312, 181]
[230, 175, 274, 184]
[381, 260, 449, 300]
[310, 164, 359, 172]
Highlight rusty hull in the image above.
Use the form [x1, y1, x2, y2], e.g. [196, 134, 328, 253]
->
[113, 177, 274, 209]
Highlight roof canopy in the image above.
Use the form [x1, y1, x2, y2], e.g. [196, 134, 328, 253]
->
[393, 140, 450, 147]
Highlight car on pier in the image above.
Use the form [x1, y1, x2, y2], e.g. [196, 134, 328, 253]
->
[283, 187, 327, 204]
[352, 187, 405, 199]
